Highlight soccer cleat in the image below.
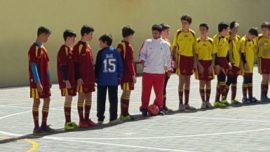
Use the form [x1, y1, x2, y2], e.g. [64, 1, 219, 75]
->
[261, 96, 270, 103]
[109, 119, 122, 125]
[231, 99, 241, 105]
[163, 106, 173, 113]
[214, 101, 227, 108]
[201, 102, 207, 109]
[184, 104, 196, 111]
[242, 97, 250, 104]
[33, 127, 43, 135]
[85, 119, 97, 127]
[64, 122, 78, 131]
[120, 115, 135, 122]
[40, 125, 55, 133]
[178, 103, 185, 111]
[140, 108, 148, 117]
[206, 102, 213, 109]
[249, 97, 258, 104]
[220, 99, 229, 106]
[97, 121, 103, 125]
[79, 120, 89, 128]
[158, 108, 166, 116]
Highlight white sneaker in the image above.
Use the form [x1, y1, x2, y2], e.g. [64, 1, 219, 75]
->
[109, 119, 122, 125]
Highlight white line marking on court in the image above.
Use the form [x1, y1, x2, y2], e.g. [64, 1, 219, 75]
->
[0, 110, 31, 120]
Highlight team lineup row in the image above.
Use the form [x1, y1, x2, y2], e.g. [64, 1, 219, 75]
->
[27, 15, 270, 134]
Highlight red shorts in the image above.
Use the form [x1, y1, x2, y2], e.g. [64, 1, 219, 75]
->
[30, 87, 51, 99]
[195, 60, 214, 81]
[217, 57, 230, 73]
[61, 88, 77, 96]
[77, 84, 95, 94]
[179, 55, 194, 76]
[260, 58, 270, 74]
[121, 82, 134, 91]
[227, 66, 241, 77]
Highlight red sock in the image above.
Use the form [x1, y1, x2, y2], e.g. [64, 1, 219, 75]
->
[121, 98, 129, 116]
[32, 110, 39, 129]
[261, 84, 268, 97]
[231, 85, 237, 100]
[41, 107, 49, 127]
[215, 86, 220, 101]
[248, 85, 253, 99]
[178, 90, 183, 104]
[206, 89, 211, 102]
[184, 89, 190, 105]
[242, 84, 248, 98]
[64, 106, 71, 123]
[84, 104, 91, 121]
[77, 105, 84, 122]
[200, 88, 205, 102]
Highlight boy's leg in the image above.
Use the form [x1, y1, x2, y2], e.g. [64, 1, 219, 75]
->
[32, 99, 40, 130]
[77, 93, 85, 122]
[199, 81, 206, 102]
[224, 76, 232, 100]
[178, 75, 185, 109]
[64, 95, 72, 123]
[153, 74, 165, 109]
[41, 97, 50, 128]
[121, 89, 131, 116]
[261, 74, 270, 102]
[231, 76, 238, 101]
[163, 75, 170, 110]
[97, 85, 107, 122]
[242, 74, 249, 103]
[108, 86, 118, 121]
[206, 81, 211, 103]
[84, 92, 92, 120]
[141, 73, 153, 110]
[184, 76, 195, 109]
[214, 72, 227, 108]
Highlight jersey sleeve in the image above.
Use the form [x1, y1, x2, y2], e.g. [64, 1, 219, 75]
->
[139, 40, 148, 62]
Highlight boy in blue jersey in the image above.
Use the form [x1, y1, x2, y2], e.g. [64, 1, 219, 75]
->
[95, 34, 123, 124]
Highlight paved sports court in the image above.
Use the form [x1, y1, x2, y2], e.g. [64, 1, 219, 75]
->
[1, 68, 270, 152]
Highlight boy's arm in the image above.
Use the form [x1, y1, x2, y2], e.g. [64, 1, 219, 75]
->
[164, 44, 172, 72]
[139, 40, 147, 65]
[117, 51, 124, 79]
[31, 63, 40, 83]
[94, 51, 102, 81]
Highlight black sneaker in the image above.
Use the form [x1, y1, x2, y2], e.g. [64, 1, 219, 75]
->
[158, 108, 166, 116]
[140, 108, 148, 117]
[249, 97, 258, 104]
[40, 125, 55, 133]
[33, 127, 43, 135]
[242, 97, 250, 104]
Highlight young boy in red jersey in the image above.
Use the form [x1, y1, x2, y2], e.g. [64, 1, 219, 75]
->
[117, 26, 136, 121]
[28, 26, 53, 134]
[160, 23, 173, 112]
[73, 25, 96, 128]
[57, 30, 78, 131]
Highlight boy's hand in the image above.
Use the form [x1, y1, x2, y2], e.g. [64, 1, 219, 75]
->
[215, 65, 221, 74]
[65, 80, 72, 89]
[132, 76, 137, 84]
[77, 78, 84, 86]
[166, 71, 172, 77]
[37, 82, 43, 93]
[208, 66, 214, 75]
[244, 63, 250, 72]
[198, 63, 204, 74]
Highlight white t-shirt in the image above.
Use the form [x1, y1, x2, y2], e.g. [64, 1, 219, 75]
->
[139, 38, 171, 74]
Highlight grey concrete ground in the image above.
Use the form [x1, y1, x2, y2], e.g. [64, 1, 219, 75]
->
[1, 67, 270, 152]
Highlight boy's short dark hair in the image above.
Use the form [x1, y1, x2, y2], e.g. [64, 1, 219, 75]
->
[81, 25, 94, 36]
[63, 30, 76, 41]
[160, 23, 171, 31]
[229, 21, 240, 29]
[152, 24, 162, 32]
[248, 27, 259, 36]
[199, 23, 209, 30]
[37, 26, 51, 36]
[218, 22, 229, 32]
[261, 22, 270, 30]
[122, 26, 135, 37]
[181, 15, 192, 24]
[99, 34, 113, 46]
